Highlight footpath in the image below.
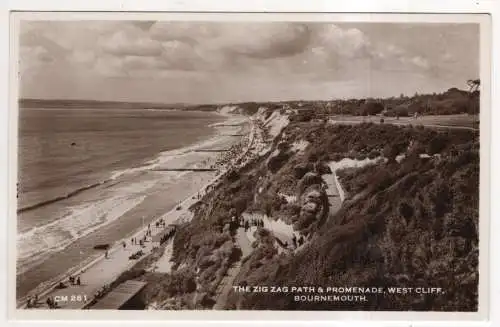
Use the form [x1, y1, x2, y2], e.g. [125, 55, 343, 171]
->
[213, 228, 252, 310]
[322, 171, 344, 213]
[24, 191, 201, 310]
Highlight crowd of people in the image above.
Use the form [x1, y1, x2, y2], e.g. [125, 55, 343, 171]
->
[229, 214, 307, 251]
[45, 296, 57, 309]
[210, 126, 253, 173]
[26, 272, 85, 309]
[291, 234, 305, 248]
[157, 226, 176, 246]
[26, 293, 61, 309]
[155, 218, 167, 229]
[93, 284, 111, 301]
[25, 294, 39, 308]
[128, 249, 145, 260]
[130, 224, 154, 248]
[273, 233, 305, 250]
[54, 273, 83, 290]
[28, 218, 178, 309]
[241, 217, 264, 231]
[27, 126, 256, 311]
[68, 275, 81, 286]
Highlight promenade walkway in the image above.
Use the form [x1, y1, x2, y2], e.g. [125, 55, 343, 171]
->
[22, 170, 228, 310]
[21, 116, 256, 311]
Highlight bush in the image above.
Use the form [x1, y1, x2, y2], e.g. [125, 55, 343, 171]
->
[361, 101, 385, 116]
[294, 163, 312, 179]
[267, 150, 292, 173]
[392, 106, 410, 117]
[399, 202, 414, 219]
[427, 135, 448, 155]
[368, 150, 381, 159]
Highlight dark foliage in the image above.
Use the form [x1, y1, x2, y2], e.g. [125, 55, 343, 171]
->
[228, 124, 479, 311]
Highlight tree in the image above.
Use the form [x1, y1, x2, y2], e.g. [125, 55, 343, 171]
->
[361, 101, 384, 116]
[466, 79, 480, 93]
[466, 79, 480, 124]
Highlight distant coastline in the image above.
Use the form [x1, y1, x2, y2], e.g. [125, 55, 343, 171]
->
[18, 98, 187, 110]
[19, 85, 479, 116]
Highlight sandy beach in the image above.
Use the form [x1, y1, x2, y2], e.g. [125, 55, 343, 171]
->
[17, 111, 252, 307]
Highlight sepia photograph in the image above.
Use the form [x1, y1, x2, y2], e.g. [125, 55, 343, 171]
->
[10, 12, 489, 319]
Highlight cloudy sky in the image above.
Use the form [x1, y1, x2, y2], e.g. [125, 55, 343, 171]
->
[18, 21, 479, 104]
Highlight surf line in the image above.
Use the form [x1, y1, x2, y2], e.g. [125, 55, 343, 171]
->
[17, 181, 108, 213]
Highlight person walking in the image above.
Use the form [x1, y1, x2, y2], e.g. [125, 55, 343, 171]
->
[76, 276, 81, 286]
[105, 250, 108, 259]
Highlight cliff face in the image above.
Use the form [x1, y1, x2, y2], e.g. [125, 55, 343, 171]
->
[230, 145, 478, 310]
[151, 106, 479, 311]
[223, 112, 479, 311]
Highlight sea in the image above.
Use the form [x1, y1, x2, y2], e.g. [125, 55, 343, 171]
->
[16, 107, 228, 299]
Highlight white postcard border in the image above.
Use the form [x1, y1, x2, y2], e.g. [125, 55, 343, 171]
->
[1, 2, 498, 326]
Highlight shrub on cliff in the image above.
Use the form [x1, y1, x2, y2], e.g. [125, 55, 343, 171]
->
[226, 128, 479, 311]
[267, 149, 292, 173]
[297, 172, 323, 196]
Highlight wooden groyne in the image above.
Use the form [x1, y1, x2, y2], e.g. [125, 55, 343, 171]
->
[193, 149, 231, 152]
[152, 168, 217, 172]
[214, 123, 245, 127]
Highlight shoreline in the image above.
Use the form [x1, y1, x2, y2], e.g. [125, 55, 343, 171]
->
[16, 111, 232, 267]
[17, 110, 227, 217]
[16, 113, 250, 305]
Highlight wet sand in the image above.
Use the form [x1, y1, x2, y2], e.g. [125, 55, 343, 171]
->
[17, 114, 250, 302]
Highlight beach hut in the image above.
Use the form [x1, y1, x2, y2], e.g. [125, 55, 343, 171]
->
[90, 280, 147, 310]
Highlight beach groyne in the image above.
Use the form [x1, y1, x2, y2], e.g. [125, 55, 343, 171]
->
[193, 149, 231, 153]
[152, 168, 217, 172]
[17, 114, 254, 309]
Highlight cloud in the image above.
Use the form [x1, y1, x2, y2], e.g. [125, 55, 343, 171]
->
[150, 22, 312, 60]
[91, 24, 208, 74]
[100, 29, 163, 57]
[93, 55, 125, 77]
[313, 25, 371, 59]
[368, 43, 431, 73]
[69, 50, 96, 65]
[160, 40, 202, 70]
[19, 45, 55, 78]
[149, 22, 217, 44]
[27, 45, 53, 62]
[441, 52, 454, 63]
[215, 23, 312, 59]
[18, 21, 479, 103]
[409, 56, 430, 69]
